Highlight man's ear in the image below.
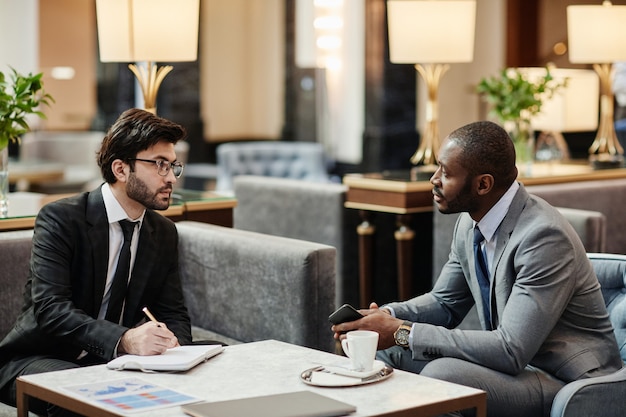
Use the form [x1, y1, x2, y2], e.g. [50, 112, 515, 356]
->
[475, 174, 494, 196]
[111, 159, 128, 183]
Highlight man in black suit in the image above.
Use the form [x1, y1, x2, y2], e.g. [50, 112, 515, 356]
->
[0, 108, 192, 416]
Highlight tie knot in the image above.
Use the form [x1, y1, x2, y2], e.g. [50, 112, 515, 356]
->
[119, 220, 136, 242]
[473, 226, 485, 246]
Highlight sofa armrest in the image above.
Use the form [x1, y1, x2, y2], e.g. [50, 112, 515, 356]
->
[0, 230, 34, 339]
[176, 221, 337, 352]
[551, 366, 626, 417]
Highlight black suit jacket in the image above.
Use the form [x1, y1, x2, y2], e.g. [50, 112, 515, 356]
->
[0, 188, 191, 390]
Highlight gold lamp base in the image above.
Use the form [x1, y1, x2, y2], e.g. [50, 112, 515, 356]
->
[128, 61, 173, 115]
[410, 63, 449, 166]
[588, 63, 624, 161]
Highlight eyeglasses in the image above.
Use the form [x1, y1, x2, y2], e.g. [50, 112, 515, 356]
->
[129, 158, 184, 178]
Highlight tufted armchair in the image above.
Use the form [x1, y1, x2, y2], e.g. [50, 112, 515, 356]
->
[550, 253, 626, 417]
[215, 141, 330, 191]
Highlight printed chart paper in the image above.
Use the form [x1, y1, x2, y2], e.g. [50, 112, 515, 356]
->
[63, 376, 200, 414]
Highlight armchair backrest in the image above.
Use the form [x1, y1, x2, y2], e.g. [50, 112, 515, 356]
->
[215, 141, 330, 191]
[233, 175, 359, 308]
[550, 254, 626, 417]
[588, 253, 626, 362]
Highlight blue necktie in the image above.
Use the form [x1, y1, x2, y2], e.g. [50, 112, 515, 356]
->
[106, 220, 136, 325]
[473, 226, 492, 329]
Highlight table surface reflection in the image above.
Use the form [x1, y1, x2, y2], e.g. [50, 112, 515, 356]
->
[0, 189, 236, 231]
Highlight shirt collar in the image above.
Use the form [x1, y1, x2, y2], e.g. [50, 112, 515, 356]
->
[474, 181, 519, 243]
[101, 183, 145, 225]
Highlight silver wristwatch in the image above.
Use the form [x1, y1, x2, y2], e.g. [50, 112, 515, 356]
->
[393, 321, 412, 348]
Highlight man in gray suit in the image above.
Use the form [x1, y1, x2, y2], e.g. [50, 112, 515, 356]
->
[0, 108, 192, 416]
[332, 121, 622, 417]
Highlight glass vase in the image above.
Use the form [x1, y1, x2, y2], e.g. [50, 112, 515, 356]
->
[0, 146, 8, 218]
[505, 120, 535, 177]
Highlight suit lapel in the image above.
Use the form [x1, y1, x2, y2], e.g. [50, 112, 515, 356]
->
[492, 185, 528, 271]
[86, 189, 110, 317]
[489, 184, 530, 327]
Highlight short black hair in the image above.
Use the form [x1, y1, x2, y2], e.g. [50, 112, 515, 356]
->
[446, 121, 517, 190]
[97, 108, 187, 184]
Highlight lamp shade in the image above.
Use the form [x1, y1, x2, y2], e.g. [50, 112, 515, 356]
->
[520, 68, 599, 132]
[387, 0, 476, 64]
[96, 0, 200, 63]
[567, 3, 626, 64]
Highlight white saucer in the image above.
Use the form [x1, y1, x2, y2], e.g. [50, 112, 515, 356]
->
[300, 361, 393, 387]
[321, 360, 386, 378]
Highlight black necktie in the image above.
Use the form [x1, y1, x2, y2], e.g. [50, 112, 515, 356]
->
[106, 220, 136, 325]
[473, 226, 492, 329]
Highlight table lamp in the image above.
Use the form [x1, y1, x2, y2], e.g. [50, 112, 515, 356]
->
[95, 0, 200, 114]
[520, 67, 599, 162]
[387, 0, 476, 167]
[567, 1, 626, 166]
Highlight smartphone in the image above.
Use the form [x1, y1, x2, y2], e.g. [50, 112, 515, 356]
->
[328, 304, 364, 325]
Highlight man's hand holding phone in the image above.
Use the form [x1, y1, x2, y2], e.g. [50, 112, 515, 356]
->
[328, 303, 364, 325]
[330, 302, 398, 349]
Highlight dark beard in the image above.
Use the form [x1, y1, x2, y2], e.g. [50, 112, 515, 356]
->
[126, 173, 171, 210]
[437, 177, 479, 215]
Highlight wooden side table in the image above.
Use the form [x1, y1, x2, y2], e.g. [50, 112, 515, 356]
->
[171, 189, 237, 227]
[343, 171, 434, 306]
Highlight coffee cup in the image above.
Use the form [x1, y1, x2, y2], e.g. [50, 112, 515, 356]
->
[340, 330, 379, 372]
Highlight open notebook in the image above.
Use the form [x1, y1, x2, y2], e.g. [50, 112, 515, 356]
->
[182, 391, 356, 417]
[107, 344, 224, 372]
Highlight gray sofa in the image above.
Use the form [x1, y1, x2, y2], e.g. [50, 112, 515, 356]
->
[176, 221, 336, 350]
[0, 221, 337, 416]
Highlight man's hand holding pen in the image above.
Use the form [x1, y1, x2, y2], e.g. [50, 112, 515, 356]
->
[118, 307, 179, 355]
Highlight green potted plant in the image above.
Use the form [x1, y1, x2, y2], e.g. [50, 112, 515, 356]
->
[476, 67, 566, 169]
[0, 68, 53, 217]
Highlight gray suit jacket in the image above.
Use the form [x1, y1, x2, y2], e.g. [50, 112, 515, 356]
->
[0, 188, 191, 390]
[387, 184, 622, 383]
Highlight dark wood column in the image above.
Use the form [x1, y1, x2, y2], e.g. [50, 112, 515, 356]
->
[506, 0, 540, 67]
[362, 0, 419, 174]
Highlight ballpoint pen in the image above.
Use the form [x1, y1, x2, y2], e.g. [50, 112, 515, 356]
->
[142, 307, 160, 326]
